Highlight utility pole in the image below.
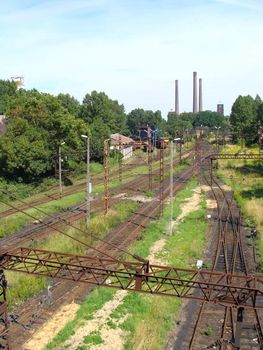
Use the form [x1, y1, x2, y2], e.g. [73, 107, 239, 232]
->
[169, 141, 174, 235]
[104, 139, 110, 215]
[81, 135, 90, 225]
[179, 140, 182, 165]
[215, 127, 221, 153]
[58, 142, 65, 198]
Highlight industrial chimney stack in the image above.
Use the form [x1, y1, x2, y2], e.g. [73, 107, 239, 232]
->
[175, 80, 179, 115]
[199, 78, 203, 112]
[193, 72, 197, 113]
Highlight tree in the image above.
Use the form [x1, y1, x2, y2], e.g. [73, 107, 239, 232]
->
[127, 108, 166, 136]
[0, 90, 89, 181]
[80, 91, 128, 135]
[230, 95, 258, 145]
[57, 93, 80, 116]
[166, 112, 192, 137]
[79, 91, 128, 160]
[0, 118, 51, 181]
[0, 79, 17, 114]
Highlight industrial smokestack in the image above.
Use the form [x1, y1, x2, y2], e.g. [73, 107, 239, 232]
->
[193, 72, 197, 113]
[199, 78, 203, 112]
[175, 80, 179, 115]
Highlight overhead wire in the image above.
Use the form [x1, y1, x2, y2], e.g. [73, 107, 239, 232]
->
[0, 190, 143, 265]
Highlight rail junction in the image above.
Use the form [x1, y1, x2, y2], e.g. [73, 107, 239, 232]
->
[0, 139, 262, 349]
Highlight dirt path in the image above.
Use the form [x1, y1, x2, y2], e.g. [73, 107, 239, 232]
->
[23, 303, 80, 350]
[23, 185, 201, 350]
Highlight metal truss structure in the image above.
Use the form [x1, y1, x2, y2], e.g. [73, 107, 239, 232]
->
[104, 139, 110, 215]
[1, 143, 263, 348]
[208, 153, 263, 161]
[1, 247, 263, 310]
[0, 270, 8, 349]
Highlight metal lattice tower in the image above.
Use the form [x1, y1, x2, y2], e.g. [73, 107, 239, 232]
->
[0, 270, 9, 349]
[104, 139, 110, 215]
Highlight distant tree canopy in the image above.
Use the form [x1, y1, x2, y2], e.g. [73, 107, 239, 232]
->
[0, 89, 89, 181]
[79, 91, 128, 161]
[57, 93, 81, 116]
[0, 79, 17, 114]
[166, 110, 227, 137]
[5, 78, 259, 183]
[127, 108, 166, 136]
[230, 95, 262, 145]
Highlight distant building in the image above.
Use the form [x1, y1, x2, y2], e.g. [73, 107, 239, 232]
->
[110, 133, 135, 160]
[217, 104, 224, 115]
[0, 115, 6, 135]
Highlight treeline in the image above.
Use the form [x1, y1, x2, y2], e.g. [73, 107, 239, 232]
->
[230, 95, 263, 146]
[0, 79, 227, 182]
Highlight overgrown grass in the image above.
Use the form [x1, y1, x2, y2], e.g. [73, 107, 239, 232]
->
[0, 151, 190, 238]
[6, 200, 138, 309]
[0, 190, 86, 238]
[120, 181, 207, 350]
[217, 144, 263, 268]
[45, 178, 208, 350]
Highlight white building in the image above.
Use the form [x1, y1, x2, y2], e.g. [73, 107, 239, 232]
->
[110, 133, 135, 160]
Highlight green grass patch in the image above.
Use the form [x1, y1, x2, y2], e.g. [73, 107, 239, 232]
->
[119, 180, 207, 350]
[0, 151, 190, 238]
[45, 178, 208, 350]
[45, 288, 115, 350]
[216, 144, 263, 268]
[6, 200, 138, 310]
[83, 331, 103, 346]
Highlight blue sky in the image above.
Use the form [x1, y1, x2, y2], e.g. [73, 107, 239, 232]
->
[1, 0, 263, 116]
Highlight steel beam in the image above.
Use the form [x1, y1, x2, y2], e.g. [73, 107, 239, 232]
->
[0, 270, 9, 350]
[1, 248, 263, 309]
[208, 154, 263, 161]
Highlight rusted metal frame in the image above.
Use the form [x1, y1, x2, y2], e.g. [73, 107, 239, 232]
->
[118, 135, 122, 183]
[147, 136, 153, 192]
[104, 139, 110, 215]
[190, 163, 229, 347]
[210, 169, 237, 235]
[188, 301, 206, 349]
[235, 214, 263, 347]
[0, 270, 9, 350]
[159, 142, 164, 216]
[4, 248, 263, 282]
[202, 151, 263, 347]
[179, 141, 182, 165]
[208, 153, 263, 160]
[2, 249, 263, 308]
[254, 308, 263, 349]
[219, 306, 231, 349]
[0, 196, 140, 265]
[201, 163, 249, 346]
[234, 306, 244, 349]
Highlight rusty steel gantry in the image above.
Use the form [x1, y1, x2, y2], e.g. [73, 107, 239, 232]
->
[104, 139, 110, 215]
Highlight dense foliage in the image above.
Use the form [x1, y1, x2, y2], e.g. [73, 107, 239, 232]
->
[230, 95, 262, 146]
[166, 110, 228, 137]
[3, 77, 260, 183]
[127, 109, 166, 136]
[79, 91, 128, 160]
[0, 80, 17, 114]
[0, 88, 89, 181]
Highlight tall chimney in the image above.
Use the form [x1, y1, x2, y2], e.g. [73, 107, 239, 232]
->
[199, 78, 203, 112]
[175, 80, 179, 115]
[193, 71, 197, 113]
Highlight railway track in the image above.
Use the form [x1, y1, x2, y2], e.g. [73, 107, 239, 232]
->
[170, 142, 263, 350]
[0, 149, 193, 256]
[6, 152, 195, 349]
[0, 147, 173, 219]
